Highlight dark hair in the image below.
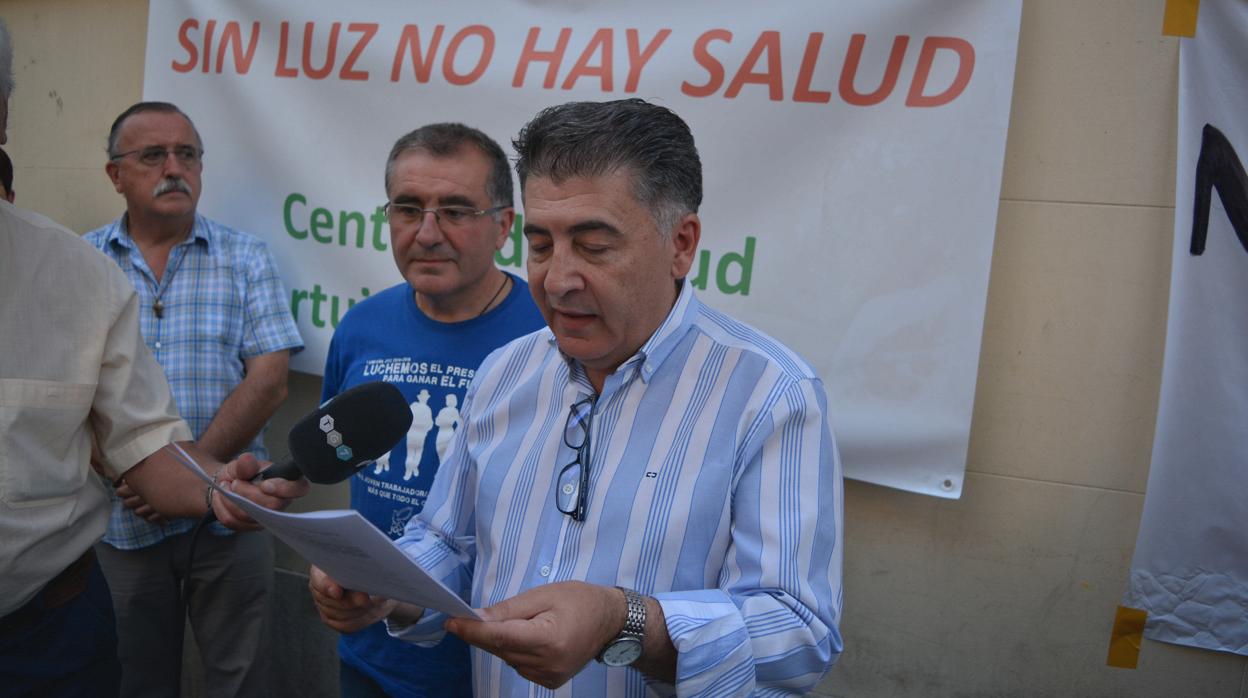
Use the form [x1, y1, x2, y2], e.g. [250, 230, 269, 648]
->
[385, 123, 513, 208]
[513, 98, 702, 233]
[0, 19, 13, 99]
[107, 102, 202, 157]
[0, 146, 12, 195]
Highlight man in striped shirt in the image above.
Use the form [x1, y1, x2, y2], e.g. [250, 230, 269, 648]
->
[313, 99, 844, 696]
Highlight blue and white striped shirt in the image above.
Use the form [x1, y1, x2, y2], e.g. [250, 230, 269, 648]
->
[85, 214, 303, 549]
[392, 281, 843, 696]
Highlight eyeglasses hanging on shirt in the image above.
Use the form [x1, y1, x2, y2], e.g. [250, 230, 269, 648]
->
[556, 396, 596, 522]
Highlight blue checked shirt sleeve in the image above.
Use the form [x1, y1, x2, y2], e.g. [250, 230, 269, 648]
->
[655, 377, 844, 697]
[241, 241, 302, 358]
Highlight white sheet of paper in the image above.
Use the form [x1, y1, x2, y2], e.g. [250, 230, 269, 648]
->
[169, 445, 479, 619]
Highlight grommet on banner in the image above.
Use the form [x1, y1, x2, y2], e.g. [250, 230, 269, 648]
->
[1106, 605, 1148, 669]
[1162, 0, 1199, 37]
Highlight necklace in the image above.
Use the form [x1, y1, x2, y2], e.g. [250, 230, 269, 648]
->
[477, 274, 510, 318]
[146, 245, 190, 320]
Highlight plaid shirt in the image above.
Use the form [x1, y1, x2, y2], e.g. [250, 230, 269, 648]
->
[85, 213, 303, 549]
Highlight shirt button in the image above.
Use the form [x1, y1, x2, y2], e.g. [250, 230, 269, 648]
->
[154, 341, 162, 349]
[539, 565, 551, 577]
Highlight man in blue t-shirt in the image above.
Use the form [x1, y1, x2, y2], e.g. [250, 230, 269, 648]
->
[312, 123, 544, 697]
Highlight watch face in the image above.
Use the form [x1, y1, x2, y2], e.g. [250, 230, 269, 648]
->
[601, 637, 643, 667]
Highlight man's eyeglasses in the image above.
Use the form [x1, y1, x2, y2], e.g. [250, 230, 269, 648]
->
[109, 145, 203, 168]
[556, 396, 595, 522]
[383, 202, 508, 231]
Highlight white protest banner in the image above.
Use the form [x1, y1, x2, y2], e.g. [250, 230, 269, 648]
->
[143, 1, 1021, 497]
[1122, 1, 1248, 657]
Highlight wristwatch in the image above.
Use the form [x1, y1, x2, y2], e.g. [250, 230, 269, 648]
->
[598, 586, 646, 667]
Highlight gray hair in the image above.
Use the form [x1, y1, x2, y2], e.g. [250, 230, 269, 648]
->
[0, 20, 13, 99]
[384, 123, 513, 208]
[107, 102, 202, 157]
[512, 98, 702, 235]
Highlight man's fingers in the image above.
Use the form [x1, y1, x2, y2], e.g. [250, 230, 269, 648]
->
[225, 477, 305, 513]
[315, 590, 371, 616]
[246, 475, 309, 506]
[446, 616, 549, 658]
[118, 480, 153, 513]
[446, 616, 504, 651]
[313, 597, 372, 632]
[258, 474, 310, 500]
[310, 586, 365, 612]
[309, 586, 396, 634]
[306, 567, 386, 628]
[227, 453, 264, 480]
[476, 590, 549, 623]
[134, 503, 163, 522]
[308, 566, 344, 600]
[211, 495, 262, 531]
[221, 454, 309, 506]
[448, 582, 625, 688]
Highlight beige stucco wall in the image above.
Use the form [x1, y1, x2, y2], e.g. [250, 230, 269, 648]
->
[4, 0, 1245, 695]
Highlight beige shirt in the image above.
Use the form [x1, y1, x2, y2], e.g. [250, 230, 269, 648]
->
[0, 201, 191, 615]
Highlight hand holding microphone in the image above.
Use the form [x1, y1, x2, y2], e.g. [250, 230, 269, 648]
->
[209, 452, 303, 531]
[182, 382, 413, 601]
[203, 381, 411, 528]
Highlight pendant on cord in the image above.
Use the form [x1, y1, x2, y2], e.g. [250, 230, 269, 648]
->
[153, 299, 164, 319]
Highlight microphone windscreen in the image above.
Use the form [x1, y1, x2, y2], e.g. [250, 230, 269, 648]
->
[287, 381, 413, 484]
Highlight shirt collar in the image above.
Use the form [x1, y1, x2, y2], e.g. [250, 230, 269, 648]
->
[106, 212, 211, 251]
[547, 278, 701, 385]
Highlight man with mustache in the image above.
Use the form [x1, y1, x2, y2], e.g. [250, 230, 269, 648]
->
[311, 123, 544, 697]
[310, 99, 844, 696]
[84, 102, 303, 698]
[0, 24, 307, 697]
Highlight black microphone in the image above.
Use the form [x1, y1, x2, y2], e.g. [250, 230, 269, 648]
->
[188, 382, 410, 602]
[255, 381, 413, 484]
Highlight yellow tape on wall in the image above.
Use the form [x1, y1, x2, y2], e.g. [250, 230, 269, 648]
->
[1163, 0, 1200, 37]
[1106, 606, 1148, 669]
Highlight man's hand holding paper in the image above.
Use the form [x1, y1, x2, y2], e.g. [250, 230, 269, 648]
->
[309, 565, 419, 634]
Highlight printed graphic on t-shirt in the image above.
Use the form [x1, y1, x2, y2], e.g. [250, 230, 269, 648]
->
[434, 394, 461, 462]
[355, 472, 428, 521]
[389, 506, 415, 538]
[353, 356, 476, 534]
[403, 390, 434, 480]
[362, 357, 476, 389]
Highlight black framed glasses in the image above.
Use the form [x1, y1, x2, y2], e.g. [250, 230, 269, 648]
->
[109, 145, 203, 167]
[382, 202, 508, 231]
[556, 396, 595, 521]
